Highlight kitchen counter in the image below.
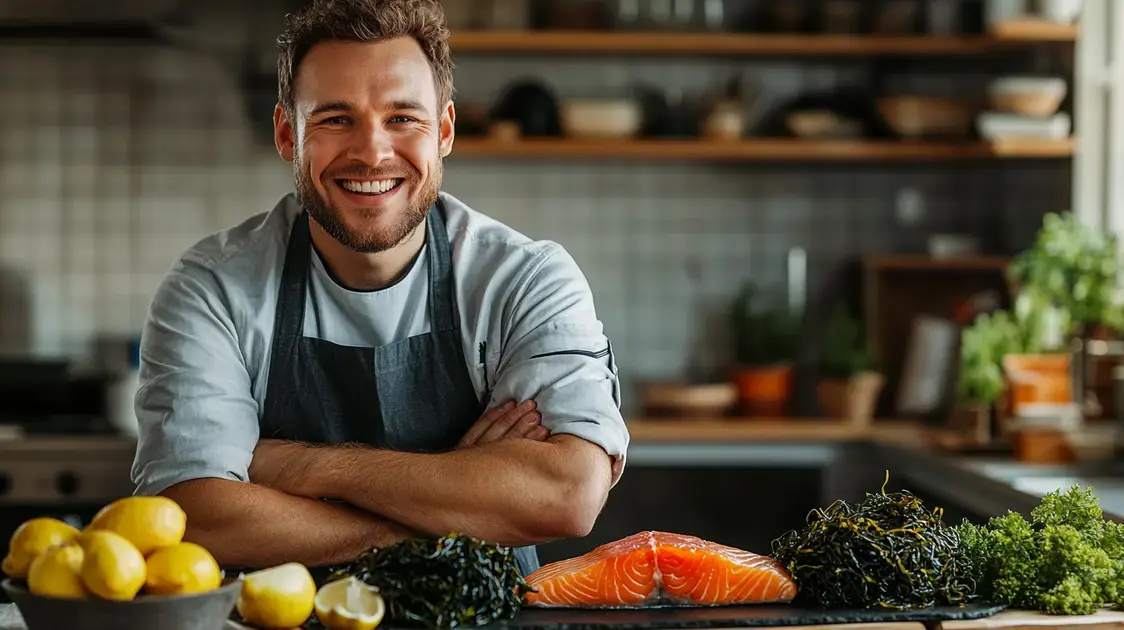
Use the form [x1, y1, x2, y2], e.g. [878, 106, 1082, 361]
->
[625, 418, 1124, 521]
[624, 418, 926, 444]
[7, 606, 1124, 630]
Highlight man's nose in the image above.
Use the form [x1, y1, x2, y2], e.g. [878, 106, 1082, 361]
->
[349, 121, 394, 165]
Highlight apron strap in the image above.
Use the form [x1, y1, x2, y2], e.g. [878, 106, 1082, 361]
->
[426, 200, 458, 333]
[261, 212, 313, 426]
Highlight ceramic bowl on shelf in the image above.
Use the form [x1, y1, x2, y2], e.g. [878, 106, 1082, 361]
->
[977, 112, 1071, 140]
[988, 77, 1068, 117]
[2, 578, 242, 630]
[559, 99, 642, 139]
[640, 381, 737, 418]
[876, 96, 975, 139]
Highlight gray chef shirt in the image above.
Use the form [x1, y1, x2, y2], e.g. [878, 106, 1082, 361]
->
[130, 191, 629, 497]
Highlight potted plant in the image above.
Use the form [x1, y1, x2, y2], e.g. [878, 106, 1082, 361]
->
[954, 310, 1018, 444]
[1008, 211, 1121, 338]
[728, 282, 801, 417]
[816, 306, 882, 426]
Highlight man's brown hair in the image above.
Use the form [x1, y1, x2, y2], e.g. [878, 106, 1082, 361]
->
[276, 0, 454, 115]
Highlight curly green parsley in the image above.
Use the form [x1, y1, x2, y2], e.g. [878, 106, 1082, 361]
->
[955, 485, 1124, 615]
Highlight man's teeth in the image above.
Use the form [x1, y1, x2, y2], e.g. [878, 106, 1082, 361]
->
[341, 179, 399, 194]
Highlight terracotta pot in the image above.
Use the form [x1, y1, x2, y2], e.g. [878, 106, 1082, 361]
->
[817, 371, 884, 425]
[730, 363, 793, 417]
[1002, 353, 1072, 415]
[1013, 427, 1073, 464]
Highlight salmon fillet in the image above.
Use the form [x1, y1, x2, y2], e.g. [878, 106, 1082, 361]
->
[524, 531, 797, 608]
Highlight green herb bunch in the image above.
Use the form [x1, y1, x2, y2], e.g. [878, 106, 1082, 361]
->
[325, 533, 533, 629]
[729, 282, 801, 367]
[1009, 211, 1122, 332]
[955, 485, 1124, 615]
[771, 475, 977, 610]
[820, 305, 874, 379]
[956, 311, 1021, 406]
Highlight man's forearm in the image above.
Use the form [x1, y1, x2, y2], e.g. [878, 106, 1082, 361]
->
[272, 436, 611, 547]
[158, 478, 413, 568]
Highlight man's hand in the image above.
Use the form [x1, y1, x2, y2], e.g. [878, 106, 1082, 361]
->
[457, 400, 547, 449]
[249, 440, 306, 494]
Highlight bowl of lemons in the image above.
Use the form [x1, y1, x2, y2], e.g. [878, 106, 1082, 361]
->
[1, 496, 239, 630]
[3, 495, 388, 630]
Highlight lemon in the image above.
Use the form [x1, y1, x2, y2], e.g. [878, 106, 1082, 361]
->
[2, 517, 81, 579]
[85, 496, 186, 556]
[144, 542, 221, 596]
[237, 562, 316, 629]
[315, 577, 386, 630]
[26, 543, 86, 599]
[79, 530, 146, 601]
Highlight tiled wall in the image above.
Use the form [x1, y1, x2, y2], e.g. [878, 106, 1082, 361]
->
[0, 37, 1071, 414]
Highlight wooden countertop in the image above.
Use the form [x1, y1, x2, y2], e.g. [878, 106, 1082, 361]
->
[6, 606, 1124, 630]
[625, 418, 931, 445]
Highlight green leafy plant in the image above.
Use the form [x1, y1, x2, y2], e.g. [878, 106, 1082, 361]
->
[1009, 211, 1122, 332]
[819, 305, 875, 379]
[957, 311, 1021, 405]
[955, 485, 1124, 615]
[729, 282, 801, 367]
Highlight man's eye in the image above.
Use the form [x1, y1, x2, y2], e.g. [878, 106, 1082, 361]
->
[390, 116, 417, 124]
[322, 116, 349, 125]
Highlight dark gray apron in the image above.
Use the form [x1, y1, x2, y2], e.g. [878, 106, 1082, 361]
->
[254, 200, 540, 581]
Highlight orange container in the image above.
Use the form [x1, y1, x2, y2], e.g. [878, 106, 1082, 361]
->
[1013, 428, 1073, 464]
[1003, 354, 1072, 415]
[730, 363, 793, 417]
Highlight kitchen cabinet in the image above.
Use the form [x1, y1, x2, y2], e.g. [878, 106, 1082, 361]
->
[537, 464, 825, 564]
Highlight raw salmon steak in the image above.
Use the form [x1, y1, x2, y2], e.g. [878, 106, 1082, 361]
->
[524, 531, 797, 608]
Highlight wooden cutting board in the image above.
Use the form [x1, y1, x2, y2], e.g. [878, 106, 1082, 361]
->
[939, 609, 1124, 629]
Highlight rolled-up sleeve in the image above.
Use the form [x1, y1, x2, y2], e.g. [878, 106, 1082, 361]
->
[131, 257, 260, 497]
[489, 245, 629, 485]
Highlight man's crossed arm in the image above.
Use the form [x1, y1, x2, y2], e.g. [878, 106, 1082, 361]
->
[247, 407, 614, 547]
[158, 400, 557, 568]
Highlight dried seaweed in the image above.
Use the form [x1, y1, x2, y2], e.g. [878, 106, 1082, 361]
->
[770, 473, 977, 610]
[323, 533, 533, 629]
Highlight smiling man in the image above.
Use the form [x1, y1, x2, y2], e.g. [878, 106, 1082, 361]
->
[130, 0, 628, 580]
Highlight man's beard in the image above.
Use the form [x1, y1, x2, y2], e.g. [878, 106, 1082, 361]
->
[294, 157, 441, 254]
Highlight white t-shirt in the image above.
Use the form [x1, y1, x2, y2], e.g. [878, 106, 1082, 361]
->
[130, 191, 629, 496]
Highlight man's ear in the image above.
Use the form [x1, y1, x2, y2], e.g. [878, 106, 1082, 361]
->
[274, 104, 295, 162]
[439, 101, 456, 158]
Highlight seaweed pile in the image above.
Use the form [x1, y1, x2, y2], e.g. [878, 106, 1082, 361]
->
[324, 533, 532, 629]
[771, 476, 977, 610]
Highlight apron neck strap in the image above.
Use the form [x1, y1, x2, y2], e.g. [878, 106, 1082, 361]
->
[272, 209, 313, 341]
[425, 198, 458, 332]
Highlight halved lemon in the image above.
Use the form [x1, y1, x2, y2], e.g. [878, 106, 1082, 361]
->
[237, 562, 316, 629]
[314, 577, 386, 630]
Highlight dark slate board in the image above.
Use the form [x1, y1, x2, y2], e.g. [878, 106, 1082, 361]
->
[286, 602, 1006, 630]
[471, 603, 1007, 630]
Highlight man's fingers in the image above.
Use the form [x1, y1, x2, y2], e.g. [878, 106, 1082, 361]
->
[505, 410, 542, 438]
[479, 400, 536, 444]
[459, 400, 516, 447]
[527, 425, 550, 441]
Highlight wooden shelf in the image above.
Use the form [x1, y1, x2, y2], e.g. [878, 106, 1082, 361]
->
[450, 138, 1074, 162]
[449, 28, 1075, 56]
[864, 255, 1012, 272]
[625, 418, 926, 444]
[988, 18, 1080, 42]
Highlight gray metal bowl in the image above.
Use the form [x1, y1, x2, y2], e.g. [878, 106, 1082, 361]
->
[2, 577, 242, 630]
